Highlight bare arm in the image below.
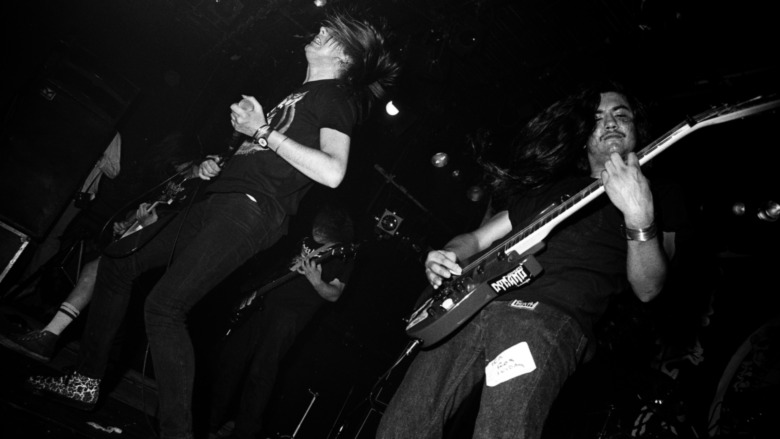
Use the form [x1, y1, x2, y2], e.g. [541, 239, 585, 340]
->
[231, 95, 350, 188]
[424, 211, 513, 289]
[266, 128, 350, 188]
[601, 152, 669, 302]
[299, 258, 345, 302]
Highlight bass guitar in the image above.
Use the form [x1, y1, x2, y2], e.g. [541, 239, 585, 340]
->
[225, 241, 361, 336]
[406, 94, 780, 347]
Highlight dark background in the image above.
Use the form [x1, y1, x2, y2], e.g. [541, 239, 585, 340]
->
[1, 1, 779, 438]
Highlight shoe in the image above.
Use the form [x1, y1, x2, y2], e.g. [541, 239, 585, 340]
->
[4, 329, 58, 362]
[26, 369, 100, 411]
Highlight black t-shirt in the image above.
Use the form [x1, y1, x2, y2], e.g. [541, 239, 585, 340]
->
[499, 176, 686, 338]
[207, 79, 357, 214]
[265, 236, 355, 315]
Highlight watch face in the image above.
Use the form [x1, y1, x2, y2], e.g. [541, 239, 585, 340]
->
[257, 138, 268, 147]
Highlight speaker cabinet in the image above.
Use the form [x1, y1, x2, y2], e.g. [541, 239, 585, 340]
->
[0, 44, 138, 240]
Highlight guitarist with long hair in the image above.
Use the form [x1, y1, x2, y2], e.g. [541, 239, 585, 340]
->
[209, 204, 356, 439]
[377, 81, 687, 439]
[25, 8, 399, 439]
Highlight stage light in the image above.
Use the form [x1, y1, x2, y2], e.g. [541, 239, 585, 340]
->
[466, 185, 485, 202]
[431, 152, 449, 168]
[376, 209, 403, 236]
[314, 0, 327, 7]
[385, 100, 399, 116]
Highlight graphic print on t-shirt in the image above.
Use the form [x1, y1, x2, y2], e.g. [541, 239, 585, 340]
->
[236, 91, 308, 155]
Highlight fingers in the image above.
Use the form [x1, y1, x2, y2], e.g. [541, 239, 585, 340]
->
[424, 250, 461, 289]
[231, 95, 266, 134]
[299, 259, 322, 278]
[240, 95, 261, 110]
[198, 159, 222, 180]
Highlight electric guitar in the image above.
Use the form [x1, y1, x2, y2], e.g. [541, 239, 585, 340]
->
[102, 170, 199, 258]
[102, 129, 248, 258]
[225, 241, 361, 336]
[406, 94, 780, 347]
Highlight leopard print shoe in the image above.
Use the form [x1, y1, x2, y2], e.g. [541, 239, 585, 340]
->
[26, 370, 100, 411]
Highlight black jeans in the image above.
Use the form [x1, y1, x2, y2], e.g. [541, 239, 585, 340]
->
[210, 286, 322, 439]
[78, 193, 285, 439]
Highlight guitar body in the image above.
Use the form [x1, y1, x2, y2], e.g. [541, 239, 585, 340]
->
[102, 212, 178, 258]
[101, 173, 200, 258]
[406, 244, 544, 346]
[405, 94, 780, 347]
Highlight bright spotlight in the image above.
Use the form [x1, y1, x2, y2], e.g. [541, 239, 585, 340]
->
[385, 100, 399, 116]
[431, 152, 449, 168]
[314, 0, 327, 7]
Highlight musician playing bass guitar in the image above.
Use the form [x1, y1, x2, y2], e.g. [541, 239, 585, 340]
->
[209, 204, 357, 439]
[377, 81, 688, 439]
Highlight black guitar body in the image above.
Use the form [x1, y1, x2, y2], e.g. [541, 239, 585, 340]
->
[102, 212, 178, 258]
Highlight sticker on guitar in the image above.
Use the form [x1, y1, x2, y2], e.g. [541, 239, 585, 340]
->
[406, 94, 780, 347]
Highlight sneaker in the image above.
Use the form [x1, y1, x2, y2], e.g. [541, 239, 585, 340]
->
[5, 329, 58, 362]
[26, 369, 100, 411]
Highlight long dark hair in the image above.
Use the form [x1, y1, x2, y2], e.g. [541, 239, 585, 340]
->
[321, 8, 401, 122]
[482, 80, 650, 200]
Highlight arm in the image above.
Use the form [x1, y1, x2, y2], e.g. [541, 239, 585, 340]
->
[232, 96, 350, 188]
[425, 210, 513, 289]
[299, 258, 345, 302]
[601, 152, 669, 302]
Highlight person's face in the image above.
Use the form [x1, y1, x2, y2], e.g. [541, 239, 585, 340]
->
[311, 227, 331, 245]
[305, 27, 349, 65]
[586, 91, 637, 173]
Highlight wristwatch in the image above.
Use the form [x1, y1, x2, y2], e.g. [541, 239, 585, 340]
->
[252, 124, 272, 147]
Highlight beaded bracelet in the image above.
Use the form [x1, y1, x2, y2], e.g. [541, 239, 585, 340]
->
[622, 222, 657, 241]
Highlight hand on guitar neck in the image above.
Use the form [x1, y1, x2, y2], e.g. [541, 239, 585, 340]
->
[287, 243, 337, 273]
[113, 202, 160, 240]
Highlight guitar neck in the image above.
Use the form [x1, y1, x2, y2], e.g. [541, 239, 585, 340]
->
[250, 243, 359, 296]
[470, 95, 780, 268]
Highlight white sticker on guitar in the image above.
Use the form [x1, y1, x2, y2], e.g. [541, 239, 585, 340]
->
[485, 342, 536, 387]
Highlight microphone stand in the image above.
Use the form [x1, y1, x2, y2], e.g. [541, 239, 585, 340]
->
[331, 339, 422, 438]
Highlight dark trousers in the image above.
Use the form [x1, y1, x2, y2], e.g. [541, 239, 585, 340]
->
[210, 288, 322, 439]
[77, 193, 285, 439]
[376, 301, 588, 439]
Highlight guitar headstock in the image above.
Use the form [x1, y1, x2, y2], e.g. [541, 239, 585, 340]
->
[692, 94, 780, 126]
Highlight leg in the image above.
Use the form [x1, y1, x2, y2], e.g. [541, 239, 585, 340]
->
[58, 257, 100, 312]
[25, 212, 193, 409]
[376, 313, 488, 439]
[77, 210, 198, 379]
[6, 258, 101, 361]
[231, 300, 307, 439]
[145, 195, 284, 439]
[473, 302, 587, 439]
[209, 305, 266, 432]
